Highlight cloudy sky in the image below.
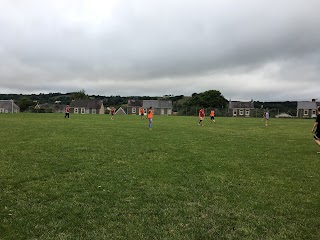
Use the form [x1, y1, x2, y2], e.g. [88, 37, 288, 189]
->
[0, 0, 319, 101]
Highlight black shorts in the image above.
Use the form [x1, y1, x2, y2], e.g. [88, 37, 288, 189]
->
[314, 132, 320, 140]
[211, 116, 214, 120]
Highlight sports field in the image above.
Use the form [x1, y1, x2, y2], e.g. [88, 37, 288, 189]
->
[1, 114, 319, 239]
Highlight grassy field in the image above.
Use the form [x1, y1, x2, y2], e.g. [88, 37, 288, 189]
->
[0, 113, 319, 239]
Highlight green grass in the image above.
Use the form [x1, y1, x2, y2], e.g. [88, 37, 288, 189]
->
[1, 114, 319, 239]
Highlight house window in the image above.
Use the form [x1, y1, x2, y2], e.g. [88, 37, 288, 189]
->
[132, 107, 136, 114]
[233, 110, 237, 116]
[312, 110, 316, 115]
[92, 109, 96, 114]
[74, 108, 79, 114]
[239, 109, 244, 116]
[0, 108, 4, 113]
[245, 109, 250, 116]
[304, 110, 308, 116]
[81, 108, 85, 114]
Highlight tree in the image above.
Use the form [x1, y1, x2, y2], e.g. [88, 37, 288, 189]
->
[185, 90, 228, 108]
[18, 97, 34, 112]
[72, 90, 89, 100]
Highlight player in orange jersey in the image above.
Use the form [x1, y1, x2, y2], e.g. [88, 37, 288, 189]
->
[140, 107, 145, 119]
[210, 109, 215, 123]
[147, 107, 153, 129]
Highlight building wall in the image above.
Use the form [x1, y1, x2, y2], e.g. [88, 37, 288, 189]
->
[298, 109, 316, 118]
[99, 104, 105, 114]
[228, 108, 254, 117]
[0, 106, 19, 113]
[127, 106, 140, 115]
[151, 108, 172, 115]
[128, 107, 149, 115]
[127, 106, 172, 115]
[70, 108, 101, 114]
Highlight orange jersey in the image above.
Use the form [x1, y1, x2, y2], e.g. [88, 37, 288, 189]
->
[140, 108, 144, 114]
[210, 111, 215, 117]
[147, 109, 153, 119]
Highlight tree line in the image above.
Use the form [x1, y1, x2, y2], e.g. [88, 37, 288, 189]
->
[0, 89, 297, 115]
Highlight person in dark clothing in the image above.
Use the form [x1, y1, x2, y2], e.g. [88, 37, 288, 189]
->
[65, 105, 70, 118]
[311, 107, 320, 152]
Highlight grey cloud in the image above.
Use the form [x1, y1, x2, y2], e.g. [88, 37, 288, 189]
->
[0, 0, 320, 100]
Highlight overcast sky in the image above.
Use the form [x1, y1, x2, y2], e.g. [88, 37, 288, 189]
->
[0, 0, 319, 101]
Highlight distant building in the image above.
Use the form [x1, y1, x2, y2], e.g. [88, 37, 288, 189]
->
[127, 99, 173, 115]
[143, 100, 173, 115]
[127, 99, 143, 115]
[296, 100, 319, 118]
[228, 101, 255, 117]
[0, 100, 20, 113]
[69, 100, 105, 114]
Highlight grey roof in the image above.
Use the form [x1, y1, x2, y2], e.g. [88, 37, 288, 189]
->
[228, 101, 254, 109]
[0, 100, 20, 110]
[143, 100, 172, 109]
[297, 101, 317, 109]
[69, 100, 103, 109]
[127, 99, 143, 107]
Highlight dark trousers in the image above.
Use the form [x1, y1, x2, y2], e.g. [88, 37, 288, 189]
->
[65, 113, 69, 118]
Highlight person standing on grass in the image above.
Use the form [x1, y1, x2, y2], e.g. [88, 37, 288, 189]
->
[265, 109, 269, 126]
[147, 106, 153, 130]
[262, 111, 266, 121]
[65, 105, 70, 118]
[140, 107, 145, 119]
[311, 106, 320, 152]
[210, 109, 215, 123]
[110, 107, 115, 120]
[198, 108, 205, 126]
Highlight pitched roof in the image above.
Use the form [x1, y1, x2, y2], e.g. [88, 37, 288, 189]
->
[0, 100, 20, 110]
[115, 107, 127, 115]
[297, 101, 317, 109]
[143, 100, 172, 109]
[228, 101, 254, 109]
[127, 99, 143, 107]
[69, 100, 103, 109]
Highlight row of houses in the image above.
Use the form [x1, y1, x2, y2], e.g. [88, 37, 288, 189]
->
[1, 99, 320, 118]
[67, 99, 174, 115]
[228, 99, 320, 118]
[228, 100, 320, 118]
[34, 99, 173, 116]
[126, 99, 173, 115]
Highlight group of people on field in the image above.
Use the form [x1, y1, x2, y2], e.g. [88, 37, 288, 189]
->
[138, 107, 153, 129]
[198, 108, 215, 126]
[64, 104, 320, 152]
